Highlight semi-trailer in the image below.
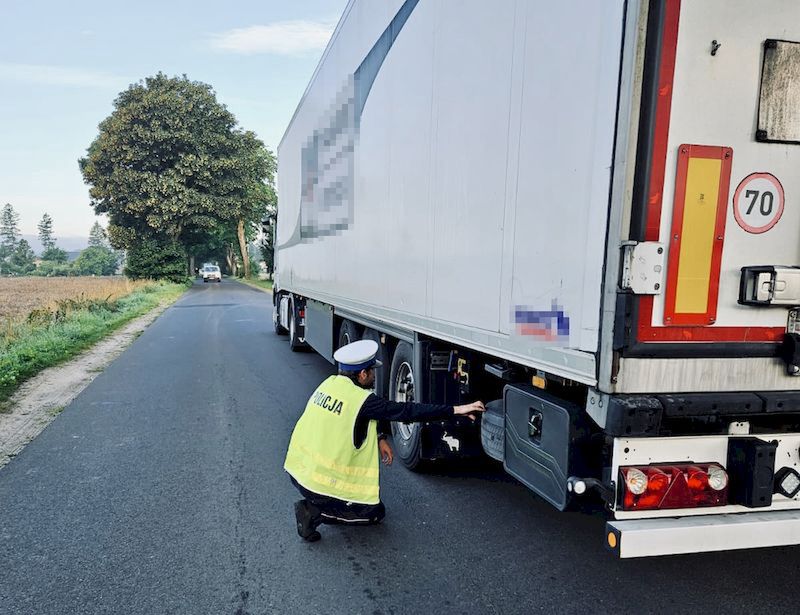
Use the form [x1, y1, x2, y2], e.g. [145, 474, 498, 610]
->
[273, 0, 800, 557]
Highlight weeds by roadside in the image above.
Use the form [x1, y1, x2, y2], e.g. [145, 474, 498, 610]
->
[0, 281, 187, 402]
[237, 277, 273, 293]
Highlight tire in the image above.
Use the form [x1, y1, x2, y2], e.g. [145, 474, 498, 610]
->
[361, 328, 390, 398]
[289, 302, 304, 351]
[480, 400, 505, 462]
[389, 341, 425, 470]
[338, 320, 361, 349]
[273, 297, 287, 335]
[203, 279, 208, 283]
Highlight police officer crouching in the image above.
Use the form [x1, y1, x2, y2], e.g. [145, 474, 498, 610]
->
[284, 339, 485, 542]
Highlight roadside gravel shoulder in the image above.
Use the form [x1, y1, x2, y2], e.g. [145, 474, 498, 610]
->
[0, 300, 173, 469]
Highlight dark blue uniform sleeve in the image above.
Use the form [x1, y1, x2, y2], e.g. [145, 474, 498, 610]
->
[359, 393, 455, 422]
[353, 394, 455, 447]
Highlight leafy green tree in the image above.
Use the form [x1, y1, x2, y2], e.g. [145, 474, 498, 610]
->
[37, 213, 56, 251]
[227, 132, 276, 277]
[34, 212, 68, 266]
[184, 225, 229, 274]
[259, 213, 276, 277]
[33, 260, 72, 276]
[79, 73, 274, 279]
[73, 246, 118, 276]
[41, 246, 68, 263]
[9, 238, 36, 274]
[125, 236, 186, 282]
[88, 221, 109, 248]
[0, 203, 20, 262]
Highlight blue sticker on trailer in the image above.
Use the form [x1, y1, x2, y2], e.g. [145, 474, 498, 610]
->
[513, 301, 571, 343]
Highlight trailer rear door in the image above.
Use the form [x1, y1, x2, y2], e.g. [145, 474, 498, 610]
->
[631, 0, 800, 350]
[608, 0, 800, 393]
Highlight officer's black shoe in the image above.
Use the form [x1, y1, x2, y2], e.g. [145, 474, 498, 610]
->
[294, 500, 321, 542]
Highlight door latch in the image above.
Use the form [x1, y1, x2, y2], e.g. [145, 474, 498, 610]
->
[739, 266, 800, 306]
[528, 409, 542, 441]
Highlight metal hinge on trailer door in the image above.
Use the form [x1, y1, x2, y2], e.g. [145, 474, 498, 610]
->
[619, 242, 665, 295]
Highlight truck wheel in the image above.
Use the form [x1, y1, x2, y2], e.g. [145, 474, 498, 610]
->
[361, 328, 389, 398]
[390, 341, 425, 470]
[289, 304, 304, 351]
[338, 320, 361, 349]
[273, 298, 287, 335]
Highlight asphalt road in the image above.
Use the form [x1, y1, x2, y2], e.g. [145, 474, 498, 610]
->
[0, 280, 798, 615]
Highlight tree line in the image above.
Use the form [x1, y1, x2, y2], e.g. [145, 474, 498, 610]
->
[0, 203, 118, 276]
[79, 73, 277, 281]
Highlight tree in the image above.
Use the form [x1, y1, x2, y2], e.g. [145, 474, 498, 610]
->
[36, 212, 67, 264]
[33, 260, 72, 277]
[88, 221, 108, 248]
[183, 225, 229, 274]
[259, 212, 276, 277]
[79, 73, 274, 280]
[225, 132, 276, 278]
[9, 239, 35, 274]
[124, 236, 186, 281]
[0, 203, 20, 262]
[73, 246, 118, 276]
[41, 246, 68, 263]
[37, 213, 56, 252]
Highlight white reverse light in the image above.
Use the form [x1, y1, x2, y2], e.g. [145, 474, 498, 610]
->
[625, 468, 648, 495]
[708, 465, 728, 491]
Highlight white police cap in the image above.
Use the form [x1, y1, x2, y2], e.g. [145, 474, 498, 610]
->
[333, 339, 383, 372]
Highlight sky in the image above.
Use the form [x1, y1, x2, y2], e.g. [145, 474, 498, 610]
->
[0, 0, 349, 246]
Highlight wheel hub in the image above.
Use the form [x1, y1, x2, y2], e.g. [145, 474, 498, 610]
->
[394, 362, 415, 440]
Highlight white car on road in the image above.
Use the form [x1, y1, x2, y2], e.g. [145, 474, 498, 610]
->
[201, 265, 221, 283]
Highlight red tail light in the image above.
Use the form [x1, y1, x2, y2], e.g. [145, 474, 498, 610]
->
[619, 464, 728, 511]
[299, 309, 305, 318]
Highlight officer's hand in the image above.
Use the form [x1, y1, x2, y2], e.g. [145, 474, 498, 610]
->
[379, 439, 393, 466]
[453, 401, 486, 421]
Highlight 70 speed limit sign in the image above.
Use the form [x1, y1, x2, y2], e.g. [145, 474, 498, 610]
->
[733, 172, 785, 234]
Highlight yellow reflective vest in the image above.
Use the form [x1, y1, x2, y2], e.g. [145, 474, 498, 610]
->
[284, 375, 380, 505]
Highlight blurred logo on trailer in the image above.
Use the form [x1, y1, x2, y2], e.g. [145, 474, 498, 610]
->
[513, 301, 570, 344]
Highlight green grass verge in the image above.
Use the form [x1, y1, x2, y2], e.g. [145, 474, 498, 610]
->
[237, 277, 273, 292]
[0, 281, 187, 403]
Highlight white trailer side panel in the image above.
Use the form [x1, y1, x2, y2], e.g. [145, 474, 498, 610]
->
[511, 1, 625, 351]
[426, 1, 516, 332]
[277, 0, 626, 384]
